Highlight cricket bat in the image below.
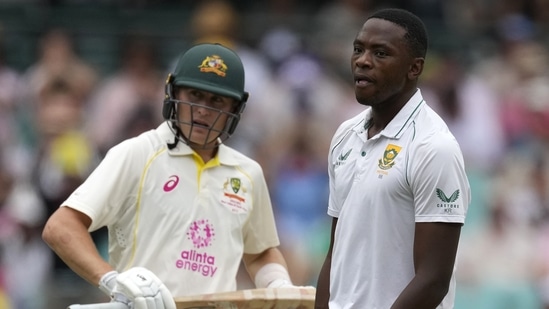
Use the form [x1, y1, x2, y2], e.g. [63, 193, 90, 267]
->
[175, 286, 316, 309]
[68, 287, 316, 309]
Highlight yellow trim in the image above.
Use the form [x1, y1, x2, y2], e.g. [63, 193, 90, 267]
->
[125, 148, 166, 270]
[192, 152, 205, 184]
[192, 152, 220, 185]
[204, 155, 220, 169]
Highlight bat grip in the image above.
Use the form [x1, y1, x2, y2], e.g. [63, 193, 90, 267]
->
[67, 302, 129, 309]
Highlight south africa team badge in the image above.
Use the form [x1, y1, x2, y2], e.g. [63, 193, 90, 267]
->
[378, 144, 402, 170]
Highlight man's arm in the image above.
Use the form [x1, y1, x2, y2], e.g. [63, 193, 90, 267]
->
[242, 247, 292, 288]
[391, 222, 462, 309]
[42, 206, 113, 286]
[315, 217, 337, 309]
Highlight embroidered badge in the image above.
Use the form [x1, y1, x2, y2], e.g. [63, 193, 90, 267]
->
[378, 144, 402, 170]
[199, 55, 228, 77]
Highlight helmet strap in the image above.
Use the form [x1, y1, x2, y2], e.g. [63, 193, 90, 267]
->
[167, 121, 183, 150]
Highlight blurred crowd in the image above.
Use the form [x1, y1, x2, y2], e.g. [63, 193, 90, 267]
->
[1, 0, 549, 308]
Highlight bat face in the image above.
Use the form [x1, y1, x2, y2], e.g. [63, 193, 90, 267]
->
[182, 305, 234, 309]
[175, 287, 316, 309]
[67, 287, 316, 309]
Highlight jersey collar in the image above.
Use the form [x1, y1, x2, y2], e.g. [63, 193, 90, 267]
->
[362, 89, 425, 139]
[157, 122, 239, 166]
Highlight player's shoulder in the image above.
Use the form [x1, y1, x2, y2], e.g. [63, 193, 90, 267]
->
[328, 109, 368, 155]
[332, 109, 368, 141]
[411, 104, 463, 155]
[107, 124, 166, 159]
[219, 145, 264, 173]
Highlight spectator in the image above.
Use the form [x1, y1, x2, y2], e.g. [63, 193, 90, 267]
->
[29, 78, 103, 308]
[271, 130, 330, 286]
[85, 36, 164, 155]
[187, 0, 274, 157]
[22, 28, 97, 108]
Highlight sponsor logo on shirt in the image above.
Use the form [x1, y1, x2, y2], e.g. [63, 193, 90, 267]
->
[436, 188, 461, 214]
[175, 219, 218, 277]
[163, 175, 179, 192]
[187, 219, 215, 248]
[335, 149, 352, 166]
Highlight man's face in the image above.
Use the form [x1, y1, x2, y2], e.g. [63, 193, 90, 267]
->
[175, 87, 236, 147]
[351, 18, 418, 109]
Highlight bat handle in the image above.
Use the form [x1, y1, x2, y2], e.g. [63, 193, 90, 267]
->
[68, 302, 129, 309]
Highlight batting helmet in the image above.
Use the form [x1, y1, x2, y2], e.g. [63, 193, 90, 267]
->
[163, 43, 249, 147]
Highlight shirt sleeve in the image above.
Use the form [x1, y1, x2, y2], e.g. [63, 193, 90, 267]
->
[242, 162, 280, 254]
[409, 131, 470, 224]
[62, 139, 143, 232]
[327, 122, 350, 219]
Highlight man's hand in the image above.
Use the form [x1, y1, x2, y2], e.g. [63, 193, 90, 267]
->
[100, 267, 176, 309]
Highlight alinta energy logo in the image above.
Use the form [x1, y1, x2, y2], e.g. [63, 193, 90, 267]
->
[175, 219, 218, 277]
[436, 188, 460, 214]
[187, 219, 215, 248]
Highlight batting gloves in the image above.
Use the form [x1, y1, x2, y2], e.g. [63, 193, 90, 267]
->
[98, 267, 176, 309]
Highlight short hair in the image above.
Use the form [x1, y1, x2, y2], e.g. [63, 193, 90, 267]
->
[367, 8, 428, 58]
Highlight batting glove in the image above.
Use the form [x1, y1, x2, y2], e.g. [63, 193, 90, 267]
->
[99, 267, 176, 309]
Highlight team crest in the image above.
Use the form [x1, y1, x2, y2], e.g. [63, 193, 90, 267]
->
[230, 178, 241, 194]
[378, 144, 402, 170]
[199, 55, 228, 77]
[222, 178, 247, 210]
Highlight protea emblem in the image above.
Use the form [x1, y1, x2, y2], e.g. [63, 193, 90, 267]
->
[378, 144, 402, 170]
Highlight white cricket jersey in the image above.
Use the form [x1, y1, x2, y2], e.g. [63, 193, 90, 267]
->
[328, 90, 470, 309]
[62, 122, 280, 297]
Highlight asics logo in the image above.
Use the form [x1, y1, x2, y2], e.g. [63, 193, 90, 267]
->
[163, 175, 179, 192]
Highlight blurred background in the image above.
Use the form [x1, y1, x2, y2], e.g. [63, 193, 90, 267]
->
[1, 0, 549, 308]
